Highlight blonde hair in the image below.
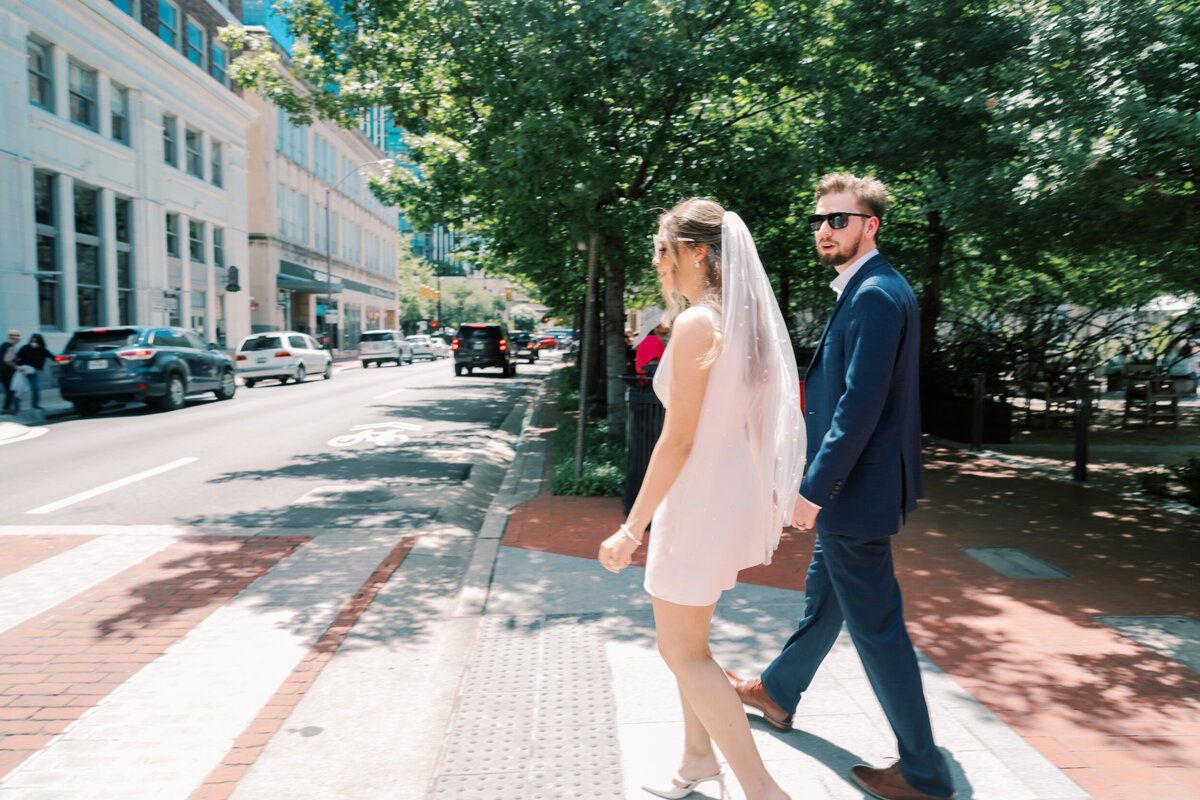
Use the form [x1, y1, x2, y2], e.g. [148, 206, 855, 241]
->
[815, 172, 893, 221]
[658, 197, 724, 365]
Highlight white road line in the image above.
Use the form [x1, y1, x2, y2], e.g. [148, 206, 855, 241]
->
[374, 388, 408, 399]
[0, 423, 49, 446]
[26, 457, 199, 515]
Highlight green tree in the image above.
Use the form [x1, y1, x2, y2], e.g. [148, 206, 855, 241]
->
[229, 0, 819, 440]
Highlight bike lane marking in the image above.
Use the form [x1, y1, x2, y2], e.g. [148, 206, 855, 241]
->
[25, 457, 199, 515]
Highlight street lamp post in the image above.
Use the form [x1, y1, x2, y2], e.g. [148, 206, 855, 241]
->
[323, 158, 392, 351]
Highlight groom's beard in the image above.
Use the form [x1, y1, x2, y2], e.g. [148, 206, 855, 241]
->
[817, 230, 863, 268]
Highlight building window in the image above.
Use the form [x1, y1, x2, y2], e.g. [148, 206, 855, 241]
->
[210, 42, 228, 86]
[34, 172, 62, 330]
[185, 19, 205, 68]
[213, 227, 225, 268]
[68, 60, 99, 131]
[163, 113, 178, 166]
[28, 37, 54, 112]
[115, 197, 134, 324]
[111, 0, 139, 15]
[111, 82, 130, 145]
[166, 212, 180, 257]
[189, 220, 204, 262]
[211, 140, 223, 187]
[75, 183, 103, 328]
[185, 127, 202, 177]
[159, 0, 179, 47]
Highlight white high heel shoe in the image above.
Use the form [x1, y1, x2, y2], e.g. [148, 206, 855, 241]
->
[642, 771, 726, 799]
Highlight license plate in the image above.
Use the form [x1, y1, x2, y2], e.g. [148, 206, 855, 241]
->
[87, 360, 108, 370]
[473, 342, 484, 351]
[256, 357, 266, 364]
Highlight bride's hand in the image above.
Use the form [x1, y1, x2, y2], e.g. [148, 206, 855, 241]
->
[598, 528, 639, 573]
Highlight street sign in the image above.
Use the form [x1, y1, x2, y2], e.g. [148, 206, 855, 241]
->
[325, 310, 339, 322]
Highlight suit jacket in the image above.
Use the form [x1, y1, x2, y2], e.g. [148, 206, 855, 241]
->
[800, 254, 923, 537]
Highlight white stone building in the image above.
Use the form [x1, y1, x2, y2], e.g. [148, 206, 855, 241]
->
[242, 44, 400, 349]
[0, 0, 255, 353]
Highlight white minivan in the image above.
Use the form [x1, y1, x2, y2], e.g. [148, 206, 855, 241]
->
[358, 330, 413, 368]
[235, 331, 332, 387]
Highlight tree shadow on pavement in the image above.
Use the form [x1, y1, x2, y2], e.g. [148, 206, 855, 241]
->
[897, 444, 1200, 766]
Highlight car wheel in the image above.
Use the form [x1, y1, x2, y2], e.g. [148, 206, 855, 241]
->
[454, 363, 463, 376]
[294, 364, 307, 383]
[214, 369, 236, 400]
[407, 356, 414, 364]
[323, 362, 332, 380]
[73, 400, 102, 417]
[244, 378, 257, 388]
[466, 367, 473, 376]
[506, 363, 517, 378]
[157, 374, 185, 411]
[362, 360, 370, 368]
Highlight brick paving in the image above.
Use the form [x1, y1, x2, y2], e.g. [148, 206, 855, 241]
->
[502, 441, 1200, 800]
[0, 535, 94, 580]
[0, 536, 307, 782]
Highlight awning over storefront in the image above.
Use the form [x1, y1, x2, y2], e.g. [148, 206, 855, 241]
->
[278, 259, 343, 294]
[278, 273, 342, 293]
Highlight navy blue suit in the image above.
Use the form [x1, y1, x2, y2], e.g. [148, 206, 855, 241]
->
[762, 254, 953, 796]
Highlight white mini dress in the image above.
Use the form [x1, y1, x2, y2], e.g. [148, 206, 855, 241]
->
[644, 306, 776, 606]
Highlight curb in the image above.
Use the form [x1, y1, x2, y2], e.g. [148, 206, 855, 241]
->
[452, 369, 556, 617]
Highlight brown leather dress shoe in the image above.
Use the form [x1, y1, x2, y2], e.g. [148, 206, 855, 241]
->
[850, 762, 954, 800]
[723, 670, 793, 731]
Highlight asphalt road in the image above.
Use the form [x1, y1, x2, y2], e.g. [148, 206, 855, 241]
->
[0, 354, 556, 529]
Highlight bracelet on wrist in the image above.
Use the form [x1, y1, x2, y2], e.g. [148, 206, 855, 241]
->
[618, 524, 643, 546]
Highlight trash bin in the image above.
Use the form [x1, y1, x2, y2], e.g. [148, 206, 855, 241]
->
[622, 375, 665, 514]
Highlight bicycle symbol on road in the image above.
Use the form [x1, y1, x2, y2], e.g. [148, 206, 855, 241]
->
[328, 422, 423, 448]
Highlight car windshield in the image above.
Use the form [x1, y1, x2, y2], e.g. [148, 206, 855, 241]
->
[458, 326, 502, 341]
[65, 329, 141, 352]
[241, 335, 284, 351]
[407, 336, 429, 343]
[360, 332, 393, 342]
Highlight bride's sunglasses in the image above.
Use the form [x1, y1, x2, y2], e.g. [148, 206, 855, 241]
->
[807, 212, 875, 232]
[652, 234, 695, 260]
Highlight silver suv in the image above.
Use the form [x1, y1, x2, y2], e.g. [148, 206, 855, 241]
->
[358, 330, 413, 368]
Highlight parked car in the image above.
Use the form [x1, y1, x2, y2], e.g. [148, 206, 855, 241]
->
[358, 330, 413, 368]
[452, 323, 515, 377]
[235, 331, 332, 387]
[56, 326, 236, 416]
[405, 334, 444, 361]
[509, 331, 539, 363]
[535, 334, 558, 351]
[429, 336, 453, 359]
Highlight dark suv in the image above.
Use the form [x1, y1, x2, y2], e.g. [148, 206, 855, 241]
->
[452, 323, 515, 377]
[57, 326, 236, 416]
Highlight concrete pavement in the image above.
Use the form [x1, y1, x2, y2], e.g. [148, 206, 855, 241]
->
[0, 366, 1197, 799]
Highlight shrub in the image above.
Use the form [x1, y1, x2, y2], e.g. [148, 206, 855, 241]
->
[1138, 469, 1172, 497]
[550, 418, 624, 496]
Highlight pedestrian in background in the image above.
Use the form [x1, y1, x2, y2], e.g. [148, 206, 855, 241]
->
[599, 198, 804, 800]
[727, 173, 955, 800]
[1, 329, 19, 414]
[633, 307, 668, 376]
[15, 333, 51, 411]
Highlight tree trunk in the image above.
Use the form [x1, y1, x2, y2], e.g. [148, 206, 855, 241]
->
[575, 232, 601, 480]
[604, 256, 627, 442]
[918, 209, 949, 361]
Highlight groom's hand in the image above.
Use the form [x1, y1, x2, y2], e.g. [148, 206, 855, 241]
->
[791, 494, 821, 532]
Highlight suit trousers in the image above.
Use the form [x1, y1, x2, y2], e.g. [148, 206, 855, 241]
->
[761, 530, 953, 797]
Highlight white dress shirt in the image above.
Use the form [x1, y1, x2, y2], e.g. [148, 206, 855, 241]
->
[830, 248, 879, 298]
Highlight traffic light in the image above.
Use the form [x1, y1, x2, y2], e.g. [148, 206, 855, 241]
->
[542, 316, 550, 323]
[431, 320, 438, 328]
[505, 288, 512, 301]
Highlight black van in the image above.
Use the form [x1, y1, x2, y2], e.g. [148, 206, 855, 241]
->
[452, 323, 515, 377]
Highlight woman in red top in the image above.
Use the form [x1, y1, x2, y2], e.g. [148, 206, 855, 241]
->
[635, 309, 668, 375]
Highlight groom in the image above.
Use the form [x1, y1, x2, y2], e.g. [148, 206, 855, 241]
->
[728, 173, 954, 800]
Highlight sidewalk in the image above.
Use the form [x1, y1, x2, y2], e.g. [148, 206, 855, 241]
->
[0, 370, 1197, 799]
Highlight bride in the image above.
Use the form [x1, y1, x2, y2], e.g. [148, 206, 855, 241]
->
[599, 197, 805, 800]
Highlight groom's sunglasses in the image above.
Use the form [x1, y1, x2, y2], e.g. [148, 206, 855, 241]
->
[807, 212, 875, 232]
